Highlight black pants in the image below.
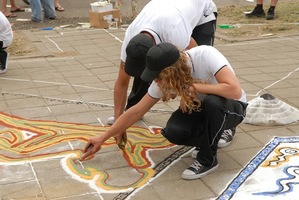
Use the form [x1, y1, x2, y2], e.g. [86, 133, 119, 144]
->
[192, 13, 217, 46]
[161, 95, 247, 166]
[126, 77, 150, 109]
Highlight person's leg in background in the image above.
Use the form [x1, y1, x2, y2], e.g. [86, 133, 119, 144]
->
[114, 0, 139, 20]
[246, 0, 266, 17]
[245, 0, 265, 18]
[54, 0, 64, 12]
[29, 0, 43, 22]
[131, 0, 138, 18]
[1, 0, 17, 18]
[40, 0, 55, 19]
[10, 0, 25, 12]
[266, 0, 278, 20]
[245, 0, 278, 19]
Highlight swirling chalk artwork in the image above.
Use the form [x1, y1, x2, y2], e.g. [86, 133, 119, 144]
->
[218, 137, 299, 200]
[0, 111, 186, 198]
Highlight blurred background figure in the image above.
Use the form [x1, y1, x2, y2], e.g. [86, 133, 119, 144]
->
[115, 0, 139, 18]
[29, 0, 56, 22]
[54, 0, 64, 12]
[1, 0, 25, 18]
[23, 0, 65, 12]
[245, 0, 278, 20]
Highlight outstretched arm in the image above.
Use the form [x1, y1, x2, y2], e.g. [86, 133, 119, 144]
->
[80, 94, 159, 161]
[114, 61, 131, 120]
[113, 61, 131, 148]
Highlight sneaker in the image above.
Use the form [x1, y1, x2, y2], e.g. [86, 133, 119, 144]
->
[245, 7, 265, 18]
[0, 51, 8, 74]
[191, 128, 236, 157]
[107, 115, 144, 125]
[107, 116, 114, 125]
[218, 128, 236, 148]
[266, 9, 275, 20]
[182, 159, 219, 180]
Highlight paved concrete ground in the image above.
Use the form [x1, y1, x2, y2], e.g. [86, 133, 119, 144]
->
[1, 1, 299, 200]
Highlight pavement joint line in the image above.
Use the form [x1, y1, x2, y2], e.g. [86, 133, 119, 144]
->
[0, 77, 111, 91]
[216, 34, 299, 46]
[45, 35, 64, 52]
[1, 91, 174, 114]
[32, 28, 126, 54]
[247, 67, 299, 97]
[103, 28, 125, 43]
[29, 161, 46, 198]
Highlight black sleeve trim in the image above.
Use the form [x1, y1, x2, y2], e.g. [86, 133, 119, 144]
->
[214, 65, 226, 76]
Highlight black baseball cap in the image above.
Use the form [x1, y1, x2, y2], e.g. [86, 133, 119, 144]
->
[141, 42, 180, 83]
[124, 33, 154, 77]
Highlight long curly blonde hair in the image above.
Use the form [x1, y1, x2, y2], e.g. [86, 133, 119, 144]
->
[157, 52, 201, 112]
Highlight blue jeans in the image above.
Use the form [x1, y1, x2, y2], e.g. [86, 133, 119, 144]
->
[29, 0, 55, 22]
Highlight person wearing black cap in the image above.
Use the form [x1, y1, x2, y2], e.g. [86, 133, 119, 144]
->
[110, 0, 217, 146]
[81, 43, 247, 180]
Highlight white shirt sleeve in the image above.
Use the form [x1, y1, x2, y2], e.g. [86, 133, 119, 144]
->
[148, 81, 163, 99]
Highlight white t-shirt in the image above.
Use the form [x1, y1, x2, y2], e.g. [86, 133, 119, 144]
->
[120, 0, 217, 62]
[0, 12, 13, 48]
[148, 46, 247, 103]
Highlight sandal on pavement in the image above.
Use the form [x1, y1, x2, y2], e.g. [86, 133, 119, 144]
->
[5, 13, 17, 18]
[55, 6, 65, 12]
[11, 7, 25, 12]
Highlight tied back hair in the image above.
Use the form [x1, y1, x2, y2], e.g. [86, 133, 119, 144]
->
[157, 51, 201, 112]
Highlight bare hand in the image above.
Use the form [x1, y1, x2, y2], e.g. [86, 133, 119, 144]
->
[79, 136, 103, 161]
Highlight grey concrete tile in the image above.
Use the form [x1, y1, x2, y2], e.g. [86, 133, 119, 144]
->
[10, 106, 52, 119]
[5, 97, 46, 110]
[248, 127, 297, 145]
[0, 181, 44, 199]
[229, 147, 263, 166]
[0, 163, 35, 185]
[129, 186, 162, 200]
[39, 176, 94, 199]
[54, 111, 99, 124]
[202, 169, 241, 195]
[152, 179, 214, 200]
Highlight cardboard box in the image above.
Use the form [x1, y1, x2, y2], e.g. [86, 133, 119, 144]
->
[90, 2, 113, 12]
[89, 9, 121, 29]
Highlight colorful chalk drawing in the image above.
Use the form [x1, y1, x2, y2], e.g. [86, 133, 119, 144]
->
[218, 137, 299, 200]
[0, 111, 187, 196]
